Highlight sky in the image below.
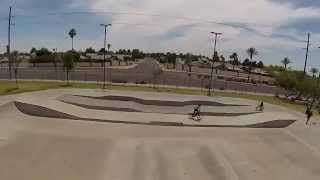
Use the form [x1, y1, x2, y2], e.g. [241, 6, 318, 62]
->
[0, 0, 320, 70]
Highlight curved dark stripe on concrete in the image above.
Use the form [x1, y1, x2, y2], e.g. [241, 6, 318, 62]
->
[61, 100, 258, 117]
[60, 101, 142, 112]
[15, 101, 80, 120]
[14, 101, 295, 128]
[246, 120, 297, 128]
[75, 95, 247, 107]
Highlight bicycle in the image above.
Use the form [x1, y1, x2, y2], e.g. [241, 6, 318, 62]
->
[189, 112, 202, 121]
[256, 104, 264, 112]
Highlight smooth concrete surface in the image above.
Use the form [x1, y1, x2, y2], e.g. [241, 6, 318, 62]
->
[0, 89, 319, 180]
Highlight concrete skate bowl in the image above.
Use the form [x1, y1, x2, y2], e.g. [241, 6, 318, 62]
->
[14, 101, 296, 128]
[57, 94, 258, 117]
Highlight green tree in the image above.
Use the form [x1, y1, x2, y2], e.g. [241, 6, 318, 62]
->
[281, 57, 291, 70]
[30, 47, 37, 54]
[132, 49, 145, 60]
[36, 48, 51, 57]
[68, 28, 77, 51]
[229, 52, 239, 70]
[246, 47, 259, 81]
[257, 61, 264, 69]
[310, 68, 319, 78]
[167, 53, 177, 69]
[242, 58, 250, 66]
[85, 47, 95, 54]
[62, 51, 78, 84]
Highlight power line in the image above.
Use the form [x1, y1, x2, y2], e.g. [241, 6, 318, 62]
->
[100, 23, 112, 89]
[208, 32, 222, 96]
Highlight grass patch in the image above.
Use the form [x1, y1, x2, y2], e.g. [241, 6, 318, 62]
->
[0, 80, 318, 116]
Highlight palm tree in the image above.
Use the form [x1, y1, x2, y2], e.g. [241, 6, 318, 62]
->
[281, 57, 291, 70]
[246, 47, 259, 81]
[230, 52, 239, 70]
[68, 28, 77, 51]
[310, 68, 319, 78]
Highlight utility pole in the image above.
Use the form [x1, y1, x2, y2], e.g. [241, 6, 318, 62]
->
[52, 48, 57, 71]
[100, 23, 112, 89]
[7, 6, 13, 80]
[303, 32, 310, 76]
[208, 31, 222, 96]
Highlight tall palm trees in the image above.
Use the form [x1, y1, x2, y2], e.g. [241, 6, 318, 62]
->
[281, 57, 291, 70]
[246, 47, 258, 81]
[310, 68, 319, 78]
[66, 28, 76, 84]
[68, 28, 77, 51]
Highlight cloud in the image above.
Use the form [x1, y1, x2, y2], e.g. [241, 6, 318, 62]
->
[0, 0, 320, 69]
[154, 24, 197, 40]
[279, 17, 320, 34]
[268, 0, 320, 8]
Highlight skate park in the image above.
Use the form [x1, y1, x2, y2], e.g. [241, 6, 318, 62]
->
[0, 89, 320, 180]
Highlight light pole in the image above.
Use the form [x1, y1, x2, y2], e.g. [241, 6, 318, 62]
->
[208, 31, 222, 96]
[100, 23, 112, 89]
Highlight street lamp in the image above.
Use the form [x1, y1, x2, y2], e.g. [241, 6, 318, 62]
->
[100, 23, 112, 89]
[208, 31, 222, 96]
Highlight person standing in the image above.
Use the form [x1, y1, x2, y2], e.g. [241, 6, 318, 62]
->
[305, 106, 313, 125]
[256, 101, 264, 112]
